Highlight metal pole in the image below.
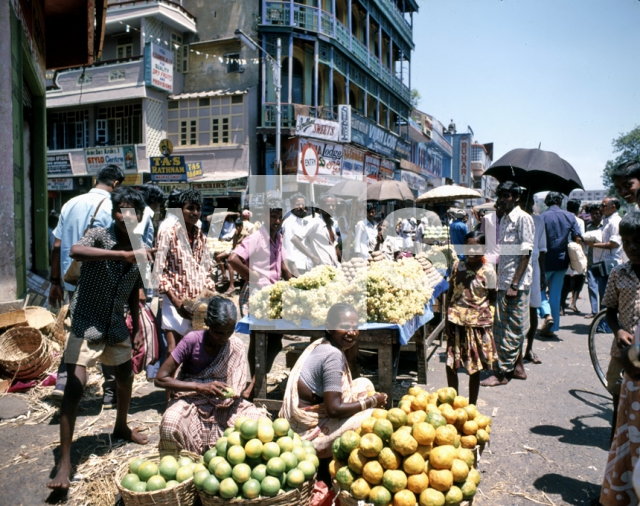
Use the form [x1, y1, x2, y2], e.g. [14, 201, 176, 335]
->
[275, 38, 282, 193]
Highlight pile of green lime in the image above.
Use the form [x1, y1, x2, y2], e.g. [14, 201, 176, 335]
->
[199, 416, 318, 500]
[121, 454, 198, 493]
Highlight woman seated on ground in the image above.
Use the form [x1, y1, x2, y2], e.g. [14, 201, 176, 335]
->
[156, 297, 264, 454]
[280, 303, 387, 458]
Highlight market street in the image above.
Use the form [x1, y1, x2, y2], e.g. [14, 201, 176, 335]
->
[0, 292, 611, 506]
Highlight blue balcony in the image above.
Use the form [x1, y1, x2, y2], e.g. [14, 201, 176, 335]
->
[261, 1, 410, 103]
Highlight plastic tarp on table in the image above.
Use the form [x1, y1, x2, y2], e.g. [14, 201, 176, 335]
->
[235, 278, 448, 346]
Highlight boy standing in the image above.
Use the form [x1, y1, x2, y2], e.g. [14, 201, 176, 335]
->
[47, 187, 151, 491]
[599, 211, 640, 506]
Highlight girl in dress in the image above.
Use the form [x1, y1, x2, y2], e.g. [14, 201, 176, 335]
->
[445, 231, 497, 405]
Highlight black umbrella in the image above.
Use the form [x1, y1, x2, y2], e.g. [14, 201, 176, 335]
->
[484, 148, 584, 195]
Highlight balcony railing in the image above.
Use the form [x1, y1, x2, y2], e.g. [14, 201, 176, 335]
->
[262, 1, 411, 103]
[262, 104, 337, 129]
[108, 0, 196, 24]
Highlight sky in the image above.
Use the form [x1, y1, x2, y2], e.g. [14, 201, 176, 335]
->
[411, 0, 640, 191]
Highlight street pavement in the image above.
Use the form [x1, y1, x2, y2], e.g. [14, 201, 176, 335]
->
[0, 290, 613, 505]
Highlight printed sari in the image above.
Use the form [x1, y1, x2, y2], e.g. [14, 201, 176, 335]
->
[279, 338, 375, 458]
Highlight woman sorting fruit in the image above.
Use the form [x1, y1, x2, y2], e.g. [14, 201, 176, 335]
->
[156, 297, 264, 454]
[445, 231, 497, 406]
[280, 303, 388, 458]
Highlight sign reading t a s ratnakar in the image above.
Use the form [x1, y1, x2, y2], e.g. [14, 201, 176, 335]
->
[150, 156, 203, 182]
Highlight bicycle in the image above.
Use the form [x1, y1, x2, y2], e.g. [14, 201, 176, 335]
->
[588, 308, 614, 391]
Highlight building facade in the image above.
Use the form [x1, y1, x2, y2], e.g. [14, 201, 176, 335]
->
[256, 0, 417, 195]
[46, 0, 197, 211]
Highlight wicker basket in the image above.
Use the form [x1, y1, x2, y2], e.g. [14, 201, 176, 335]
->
[115, 450, 200, 506]
[52, 304, 69, 347]
[337, 489, 472, 506]
[198, 474, 316, 506]
[0, 326, 52, 380]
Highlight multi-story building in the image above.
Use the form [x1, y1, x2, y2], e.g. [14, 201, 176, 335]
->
[406, 110, 453, 193]
[471, 142, 496, 199]
[46, 0, 197, 210]
[256, 0, 417, 192]
[2, 0, 106, 301]
[568, 189, 608, 206]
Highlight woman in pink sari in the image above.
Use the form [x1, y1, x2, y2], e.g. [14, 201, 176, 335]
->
[156, 297, 264, 454]
[280, 303, 387, 458]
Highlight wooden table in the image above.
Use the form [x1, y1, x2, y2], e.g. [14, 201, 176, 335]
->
[252, 326, 399, 411]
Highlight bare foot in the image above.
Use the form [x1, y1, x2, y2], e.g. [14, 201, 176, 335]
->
[113, 426, 149, 445]
[480, 374, 508, 387]
[569, 304, 579, 313]
[524, 351, 541, 364]
[511, 369, 527, 380]
[47, 462, 71, 491]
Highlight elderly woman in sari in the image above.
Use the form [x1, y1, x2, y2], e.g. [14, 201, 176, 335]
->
[156, 297, 264, 454]
[280, 303, 387, 458]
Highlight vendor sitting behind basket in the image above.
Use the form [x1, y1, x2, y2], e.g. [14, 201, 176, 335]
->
[156, 297, 264, 455]
[279, 303, 387, 458]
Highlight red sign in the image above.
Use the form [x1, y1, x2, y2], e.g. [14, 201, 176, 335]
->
[300, 144, 319, 183]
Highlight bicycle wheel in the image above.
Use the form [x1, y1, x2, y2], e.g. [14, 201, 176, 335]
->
[588, 309, 613, 391]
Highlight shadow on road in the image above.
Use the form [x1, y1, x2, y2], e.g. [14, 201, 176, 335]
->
[534, 473, 601, 505]
[561, 322, 591, 334]
[530, 389, 613, 451]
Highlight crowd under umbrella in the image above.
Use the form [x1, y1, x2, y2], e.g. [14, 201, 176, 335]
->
[483, 147, 584, 196]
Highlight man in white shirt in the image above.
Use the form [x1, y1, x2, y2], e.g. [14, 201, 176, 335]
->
[584, 204, 606, 317]
[281, 193, 310, 275]
[354, 203, 377, 259]
[584, 197, 623, 265]
[292, 193, 341, 269]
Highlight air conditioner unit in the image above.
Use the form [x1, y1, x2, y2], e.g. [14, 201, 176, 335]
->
[421, 123, 432, 139]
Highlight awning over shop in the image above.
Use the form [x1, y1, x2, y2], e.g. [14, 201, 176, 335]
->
[400, 159, 423, 175]
[407, 125, 430, 145]
[168, 89, 248, 100]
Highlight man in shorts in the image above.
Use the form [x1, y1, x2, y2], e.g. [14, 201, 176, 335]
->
[47, 187, 152, 492]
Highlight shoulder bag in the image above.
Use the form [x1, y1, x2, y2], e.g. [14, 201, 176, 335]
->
[63, 198, 107, 286]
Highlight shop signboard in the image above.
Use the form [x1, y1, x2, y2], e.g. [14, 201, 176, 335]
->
[459, 135, 470, 186]
[187, 162, 203, 179]
[364, 154, 381, 184]
[342, 146, 365, 181]
[295, 139, 343, 185]
[47, 178, 74, 191]
[157, 182, 190, 194]
[337, 105, 351, 143]
[149, 155, 189, 182]
[144, 42, 173, 93]
[395, 138, 411, 161]
[399, 170, 426, 193]
[85, 145, 138, 173]
[431, 130, 453, 158]
[282, 138, 299, 175]
[295, 115, 339, 142]
[227, 177, 248, 191]
[47, 153, 73, 175]
[192, 181, 227, 196]
[122, 173, 143, 186]
[379, 159, 396, 179]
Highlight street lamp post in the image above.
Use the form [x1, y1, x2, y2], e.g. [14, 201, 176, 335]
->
[235, 29, 282, 193]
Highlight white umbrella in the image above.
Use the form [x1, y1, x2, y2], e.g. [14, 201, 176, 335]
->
[416, 185, 483, 204]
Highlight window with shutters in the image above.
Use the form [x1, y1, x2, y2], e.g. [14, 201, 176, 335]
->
[46, 109, 89, 150]
[167, 96, 244, 147]
[172, 33, 188, 73]
[96, 103, 142, 145]
[116, 36, 133, 59]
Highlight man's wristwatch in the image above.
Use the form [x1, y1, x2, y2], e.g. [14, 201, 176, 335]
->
[510, 283, 519, 291]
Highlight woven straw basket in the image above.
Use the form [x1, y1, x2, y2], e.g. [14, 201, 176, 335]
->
[52, 304, 69, 347]
[337, 490, 472, 505]
[115, 450, 199, 506]
[198, 474, 316, 506]
[0, 326, 51, 380]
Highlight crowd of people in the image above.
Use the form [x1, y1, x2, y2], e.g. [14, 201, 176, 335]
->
[44, 159, 640, 505]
